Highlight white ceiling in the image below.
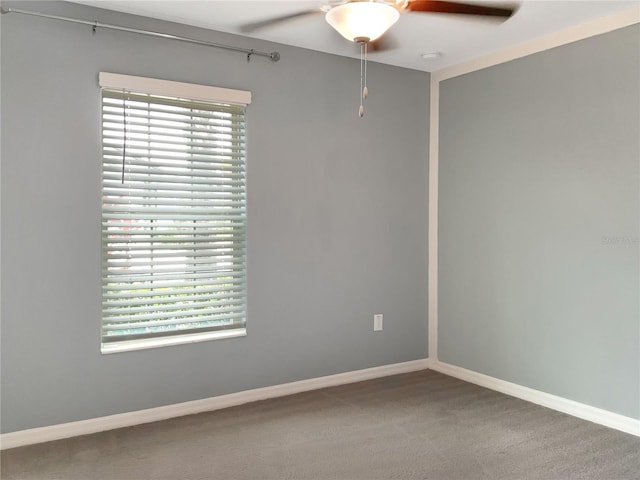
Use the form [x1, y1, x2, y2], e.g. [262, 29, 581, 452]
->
[71, 1, 639, 72]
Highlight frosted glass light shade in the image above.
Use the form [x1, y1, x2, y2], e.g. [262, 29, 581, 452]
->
[325, 2, 400, 42]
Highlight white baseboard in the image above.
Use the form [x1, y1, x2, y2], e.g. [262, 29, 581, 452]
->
[429, 360, 640, 437]
[6, 357, 635, 450]
[0, 358, 430, 450]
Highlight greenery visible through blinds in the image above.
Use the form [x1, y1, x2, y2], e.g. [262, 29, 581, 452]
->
[101, 89, 247, 349]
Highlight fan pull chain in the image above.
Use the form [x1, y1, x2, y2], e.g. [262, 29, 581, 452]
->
[359, 41, 365, 118]
[358, 41, 369, 118]
[363, 41, 368, 100]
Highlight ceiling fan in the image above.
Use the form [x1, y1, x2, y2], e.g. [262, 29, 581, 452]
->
[242, 0, 518, 117]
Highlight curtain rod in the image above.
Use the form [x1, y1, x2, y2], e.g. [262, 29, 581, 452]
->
[1, 7, 281, 62]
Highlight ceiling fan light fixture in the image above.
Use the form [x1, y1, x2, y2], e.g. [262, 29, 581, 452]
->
[325, 2, 400, 43]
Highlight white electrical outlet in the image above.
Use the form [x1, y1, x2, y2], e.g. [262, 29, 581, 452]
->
[374, 314, 383, 331]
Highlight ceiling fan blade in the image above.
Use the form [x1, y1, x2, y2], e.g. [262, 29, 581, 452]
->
[404, 1, 516, 18]
[239, 9, 320, 33]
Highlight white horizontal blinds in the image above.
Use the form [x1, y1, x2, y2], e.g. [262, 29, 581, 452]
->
[101, 84, 247, 347]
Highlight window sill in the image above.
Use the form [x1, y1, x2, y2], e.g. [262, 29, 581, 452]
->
[101, 328, 247, 354]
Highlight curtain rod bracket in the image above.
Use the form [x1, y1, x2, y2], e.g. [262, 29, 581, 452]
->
[2, 7, 281, 63]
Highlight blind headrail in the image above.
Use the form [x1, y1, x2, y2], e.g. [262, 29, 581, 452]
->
[1, 7, 281, 62]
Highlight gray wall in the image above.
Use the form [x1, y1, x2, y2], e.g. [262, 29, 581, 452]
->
[439, 25, 639, 419]
[0, 1, 429, 433]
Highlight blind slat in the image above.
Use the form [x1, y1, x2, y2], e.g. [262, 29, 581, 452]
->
[103, 172, 245, 186]
[104, 313, 245, 331]
[104, 286, 245, 307]
[103, 277, 246, 293]
[104, 302, 245, 322]
[103, 157, 245, 171]
[102, 118, 246, 137]
[104, 239, 243, 248]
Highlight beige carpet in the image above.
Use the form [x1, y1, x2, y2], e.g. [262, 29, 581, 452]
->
[2, 370, 639, 479]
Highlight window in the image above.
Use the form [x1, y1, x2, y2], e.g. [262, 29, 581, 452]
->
[99, 73, 250, 353]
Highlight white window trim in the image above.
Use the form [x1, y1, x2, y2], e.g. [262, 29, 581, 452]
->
[99, 72, 250, 354]
[102, 328, 247, 354]
[98, 72, 252, 105]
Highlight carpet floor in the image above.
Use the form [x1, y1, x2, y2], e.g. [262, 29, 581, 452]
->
[2, 370, 639, 479]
